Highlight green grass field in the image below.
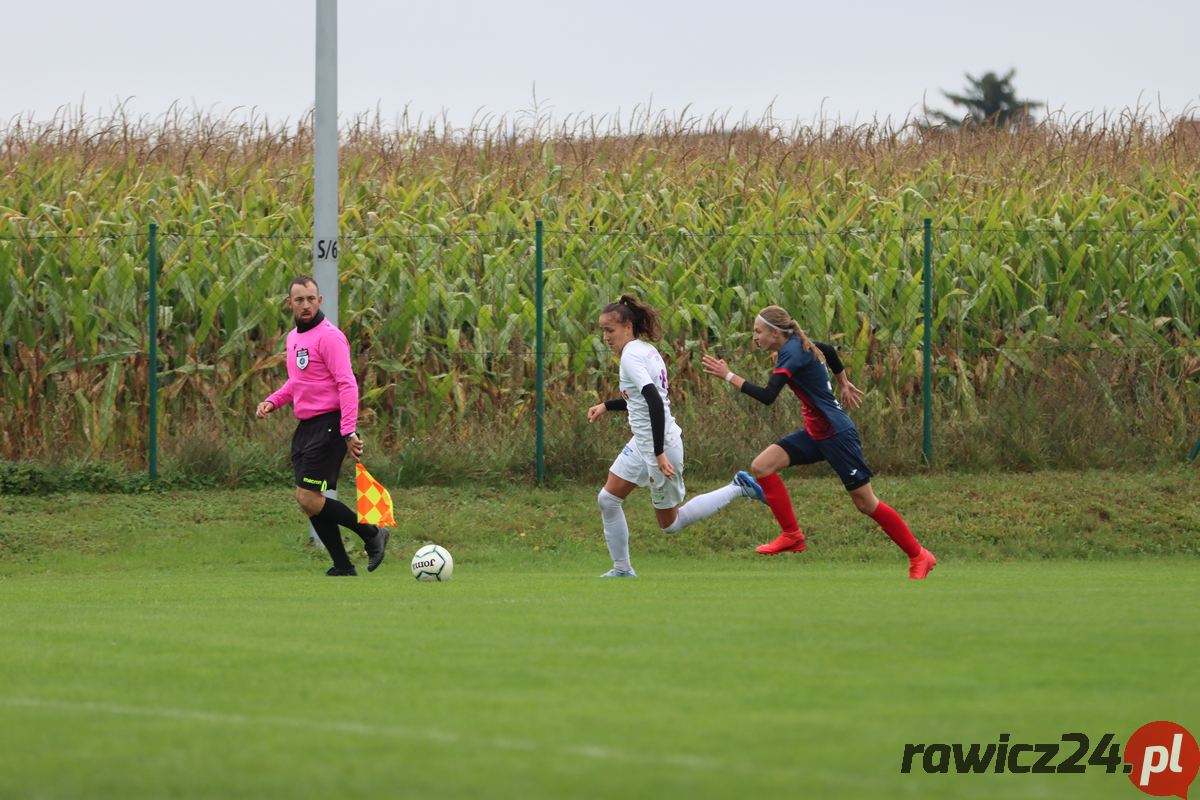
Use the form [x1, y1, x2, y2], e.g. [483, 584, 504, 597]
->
[1, 472, 1197, 799]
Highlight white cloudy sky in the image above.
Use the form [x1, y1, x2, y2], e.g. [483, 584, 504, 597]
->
[5, 0, 1198, 128]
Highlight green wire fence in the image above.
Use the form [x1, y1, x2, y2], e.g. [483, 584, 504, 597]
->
[2, 220, 1196, 481]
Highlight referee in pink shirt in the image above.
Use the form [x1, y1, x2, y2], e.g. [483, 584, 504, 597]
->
[256, 276, 389, 576]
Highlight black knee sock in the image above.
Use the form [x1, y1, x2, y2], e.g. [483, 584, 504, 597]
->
[310, 516, 353, 570]
[315, 498, 379, 542]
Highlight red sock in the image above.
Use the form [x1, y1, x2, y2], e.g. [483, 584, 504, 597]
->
[757, 473, 802, 536]
[870, 501, 921, 558]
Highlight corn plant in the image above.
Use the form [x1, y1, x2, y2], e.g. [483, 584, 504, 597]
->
[1, 106, 1197, 466]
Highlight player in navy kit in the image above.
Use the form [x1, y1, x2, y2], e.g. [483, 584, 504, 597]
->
[702, 305, 936, 579]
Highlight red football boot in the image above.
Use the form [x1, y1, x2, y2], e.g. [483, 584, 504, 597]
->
[755, 531, 807, 555]
[908, 547, 937, 580]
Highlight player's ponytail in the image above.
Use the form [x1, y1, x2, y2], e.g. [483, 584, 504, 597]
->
[602, 294, 663, 342]
[757, 305, 825, 364]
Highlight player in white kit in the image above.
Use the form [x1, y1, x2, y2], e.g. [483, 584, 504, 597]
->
[586, 295, 765, 577]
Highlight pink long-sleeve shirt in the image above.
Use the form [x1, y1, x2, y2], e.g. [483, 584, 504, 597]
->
[264, 313, 359, 435]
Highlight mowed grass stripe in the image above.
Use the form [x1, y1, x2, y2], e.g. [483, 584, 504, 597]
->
[0, 695, 751, 774]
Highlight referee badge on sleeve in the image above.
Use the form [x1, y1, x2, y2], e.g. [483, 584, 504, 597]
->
[296, 348, 309, 369]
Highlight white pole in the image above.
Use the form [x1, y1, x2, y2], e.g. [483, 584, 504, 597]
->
[311, 0, 339, 546]
[314, 0, 338, 323]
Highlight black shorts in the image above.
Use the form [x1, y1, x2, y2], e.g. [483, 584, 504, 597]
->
[776, 427, 874, 491]
[291, 411, 347, 493]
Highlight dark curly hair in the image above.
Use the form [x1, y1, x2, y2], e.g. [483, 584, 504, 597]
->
[601, 294, 662, 341]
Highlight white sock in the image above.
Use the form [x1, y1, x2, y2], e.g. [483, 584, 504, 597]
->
[664, 483, 742, 533]
[598, 488, 631, 571]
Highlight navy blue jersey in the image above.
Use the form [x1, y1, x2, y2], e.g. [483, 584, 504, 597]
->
[773, 336, 855, 440]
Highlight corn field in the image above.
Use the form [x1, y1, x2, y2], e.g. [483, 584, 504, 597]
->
[1, 107, 1198, 474]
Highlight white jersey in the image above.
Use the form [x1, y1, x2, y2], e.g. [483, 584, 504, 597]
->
[618, 339, 682, 460]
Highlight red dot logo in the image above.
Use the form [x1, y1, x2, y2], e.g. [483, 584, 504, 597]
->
[1125, 721, 1200, 798]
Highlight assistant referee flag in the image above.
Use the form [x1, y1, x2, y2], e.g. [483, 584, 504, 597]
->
[355, 463, 396, 527]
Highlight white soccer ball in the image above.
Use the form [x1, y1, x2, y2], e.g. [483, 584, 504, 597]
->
[411, 544, 454, 582]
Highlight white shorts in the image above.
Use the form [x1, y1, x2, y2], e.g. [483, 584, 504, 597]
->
[608, 436, 686, 510]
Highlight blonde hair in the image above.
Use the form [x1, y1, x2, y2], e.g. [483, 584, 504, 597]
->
[757, 305, 824, 364]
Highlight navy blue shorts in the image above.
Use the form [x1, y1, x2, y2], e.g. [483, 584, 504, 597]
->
[776, 427, 874, 491]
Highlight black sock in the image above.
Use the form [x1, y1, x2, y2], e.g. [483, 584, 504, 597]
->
[310, 516, 353, 570]
[315, 498, 379, 543]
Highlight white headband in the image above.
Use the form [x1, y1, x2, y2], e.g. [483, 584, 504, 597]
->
[756, 314, 786, 332]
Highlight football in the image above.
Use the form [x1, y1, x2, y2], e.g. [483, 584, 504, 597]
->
[410, 544, 454, 582]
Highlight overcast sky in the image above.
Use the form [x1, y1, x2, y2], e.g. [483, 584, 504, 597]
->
[5, 0, 1198, 130]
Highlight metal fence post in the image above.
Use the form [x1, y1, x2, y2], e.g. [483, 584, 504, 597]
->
[535, 220, 545, 484]
[922, 218, 933, 467]
[148, 222, 159, 481]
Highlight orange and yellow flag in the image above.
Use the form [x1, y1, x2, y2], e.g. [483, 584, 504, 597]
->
[355, 463, 396, 527]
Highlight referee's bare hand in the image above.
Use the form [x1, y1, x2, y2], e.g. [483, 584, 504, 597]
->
[255, 401, 275, 419]
[347, 434, 364, 461]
